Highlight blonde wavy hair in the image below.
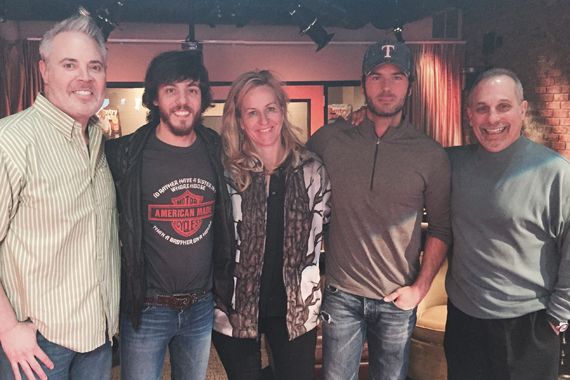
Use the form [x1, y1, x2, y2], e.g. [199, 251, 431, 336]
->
[221, 70, 306, 192]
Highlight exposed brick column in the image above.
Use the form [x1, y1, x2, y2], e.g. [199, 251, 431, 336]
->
[535, 67, 570, 158]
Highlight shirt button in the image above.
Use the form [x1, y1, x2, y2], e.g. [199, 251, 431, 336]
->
[271, 191, 276, 195]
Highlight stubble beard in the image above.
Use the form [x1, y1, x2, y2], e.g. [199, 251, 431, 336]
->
[365, 91, 407, 119]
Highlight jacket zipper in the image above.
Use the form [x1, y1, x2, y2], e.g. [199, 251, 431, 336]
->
[370, 137, 380, 190]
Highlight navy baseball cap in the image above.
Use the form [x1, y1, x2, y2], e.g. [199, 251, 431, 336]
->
[362, 40, 413, 77]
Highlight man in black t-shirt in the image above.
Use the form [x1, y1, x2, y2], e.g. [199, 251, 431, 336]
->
[106, 51, 234, 380]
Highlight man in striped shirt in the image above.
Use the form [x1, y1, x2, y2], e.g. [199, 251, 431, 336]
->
[0, 15, 120, 380]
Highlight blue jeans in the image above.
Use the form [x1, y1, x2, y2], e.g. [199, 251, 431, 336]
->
[119, 291, 213, 380]
[320, 285, 416, 380]
[0, 329, 111, 380]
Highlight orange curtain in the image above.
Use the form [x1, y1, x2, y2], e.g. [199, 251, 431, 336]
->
[0, 39, 43, 118]
[407, 43, 464, 147]
[24, 40, 44, 109]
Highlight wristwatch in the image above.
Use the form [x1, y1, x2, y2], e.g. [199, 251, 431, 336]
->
[546, 314, 569, 333]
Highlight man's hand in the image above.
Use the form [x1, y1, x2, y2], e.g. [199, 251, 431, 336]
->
[349, 106, 368, 125]
[383, 285, 426, 311]
[0, 321, 53, 380]
[387, 237, 448, 311]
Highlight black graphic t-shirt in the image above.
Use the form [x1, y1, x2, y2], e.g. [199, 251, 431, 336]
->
[141, 132, 217, 296]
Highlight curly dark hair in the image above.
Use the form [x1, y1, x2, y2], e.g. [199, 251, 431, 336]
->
[142, 50, 213, 122]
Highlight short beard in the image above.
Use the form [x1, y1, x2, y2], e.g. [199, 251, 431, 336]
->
[365, 93, 406, 118]
[159, 106, 201, 137]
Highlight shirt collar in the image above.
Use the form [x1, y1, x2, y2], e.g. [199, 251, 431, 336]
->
[357, 116, 413, 140]
[32, 93, 102, 141]
[476, 134, 527, 159]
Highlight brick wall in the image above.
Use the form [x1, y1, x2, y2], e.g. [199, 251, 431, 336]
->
[461, 0, 570, 158]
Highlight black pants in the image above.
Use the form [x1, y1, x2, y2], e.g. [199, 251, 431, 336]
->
[444, 300, 560, 380]
[212, 316, 317, 380]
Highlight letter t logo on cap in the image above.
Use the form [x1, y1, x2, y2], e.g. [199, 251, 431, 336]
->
[382, 45, 395, 58]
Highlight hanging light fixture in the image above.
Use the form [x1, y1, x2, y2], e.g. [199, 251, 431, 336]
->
[181, 1, 203, 62]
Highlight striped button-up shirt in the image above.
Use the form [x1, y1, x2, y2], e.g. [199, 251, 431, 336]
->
[0, 94, 120, 353]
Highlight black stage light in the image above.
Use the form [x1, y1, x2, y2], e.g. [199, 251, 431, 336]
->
[79, 1, 123, 41]
[289, 4, 334, 52]
[181, 22, 204, 63]
[394, 25, 404, 43]
[392, 14, 405, 43]
[230, 1, 251, 28]
[95, 1, 124, 41]
[206, 1, 223, 28]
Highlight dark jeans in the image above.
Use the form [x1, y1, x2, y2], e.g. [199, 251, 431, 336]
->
[444, 300, 560, 380]
[212, 316, 317, 380]
[119, 292, 214, 380]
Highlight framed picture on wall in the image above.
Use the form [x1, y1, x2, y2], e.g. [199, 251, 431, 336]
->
[327, 104, 353, 122]
[97, 107, 122, 139]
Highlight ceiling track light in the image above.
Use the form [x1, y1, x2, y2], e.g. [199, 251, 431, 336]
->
[181, 20, 204, 63]
[79, 1, 123, 41]
[289, 4, 334, 52]
[205, 1, 223, 28]
[392, 17, 404, 43]
[229, 1, 250, 28]
[394, 26, 404, 43]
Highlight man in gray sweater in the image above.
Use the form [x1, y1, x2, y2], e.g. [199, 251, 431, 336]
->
[308, 40, 451, 380]
[444, 68, 570, 380]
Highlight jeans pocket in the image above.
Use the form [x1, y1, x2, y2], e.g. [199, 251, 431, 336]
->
[388, 301, 416, 313]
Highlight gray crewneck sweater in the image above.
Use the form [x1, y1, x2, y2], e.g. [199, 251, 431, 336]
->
[446, 136, 570, 322]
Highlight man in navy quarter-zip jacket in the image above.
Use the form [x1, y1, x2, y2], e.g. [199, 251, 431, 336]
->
[307, 40, 451, 380]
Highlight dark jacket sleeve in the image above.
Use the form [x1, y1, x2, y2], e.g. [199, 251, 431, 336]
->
[104, 129, 148, 331]
[195, 125, 236, 314]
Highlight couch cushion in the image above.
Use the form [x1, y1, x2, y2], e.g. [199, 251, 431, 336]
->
[417, 305, 447, 331]
[412, 305, 447, 344]
[408, 338, 448, 380]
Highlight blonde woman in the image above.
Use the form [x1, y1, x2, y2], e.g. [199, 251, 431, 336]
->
[212, 70, 331, 380]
